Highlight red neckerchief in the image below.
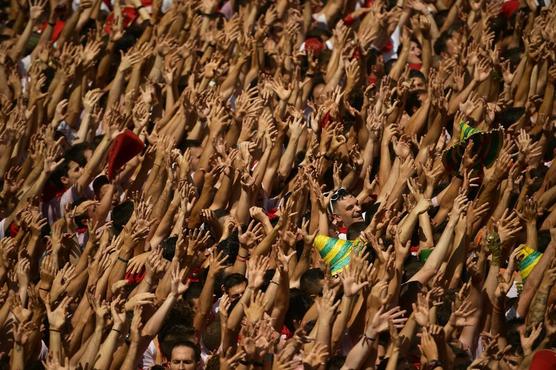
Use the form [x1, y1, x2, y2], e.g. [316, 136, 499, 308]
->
[76, 226, 88, 234]
[8, 222, 19, 238]
[408, 63, 422, 71]
[266, 208, 278, 221]
[338, 226, 348, 234]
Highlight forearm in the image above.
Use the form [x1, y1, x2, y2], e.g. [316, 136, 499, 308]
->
[9, 19, 35, 61]
[227, 287, 253, 332]
[448, 80, 478, 115]
[49, 331, 64, 363]
[78, 136, 112, 192]
[398, 208, 421, 245]
[405, 99, 431, 137]
[10, 343, 25, 370]
[187, 179, 215, 228]
[150, 200, 179, 247]
[526, 278, 554, 327]
[142, 293, 177, 336]
[193, 275, 217, 331]
[94, 325, 123, 370]
[211, 173, 233, 210]
[57, 9, 82, 47]
[411, 218, 456, 284]
[513, 60, 534, 107]
[277, 135, 301, 179]
[119, 340, 140, 370]
[331, 296, 354, 351]
[77, 325, 104, 368]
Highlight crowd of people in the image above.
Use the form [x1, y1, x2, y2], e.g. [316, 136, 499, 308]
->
[0, 0, 556, 368]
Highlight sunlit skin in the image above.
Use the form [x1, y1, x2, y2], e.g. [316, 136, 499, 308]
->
[169, 346, 197, 370]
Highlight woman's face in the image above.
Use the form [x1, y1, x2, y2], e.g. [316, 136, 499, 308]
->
[445, 32, 462, 57]
[408, 41, 422, 64]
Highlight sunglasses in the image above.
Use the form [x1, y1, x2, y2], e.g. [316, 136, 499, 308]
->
[328, 187, 349, 214]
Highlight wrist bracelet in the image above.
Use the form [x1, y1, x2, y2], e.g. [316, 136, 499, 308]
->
[270, 281, 279, 286]
[39, 287, 50, 291]
[362, 333, 376, 343]
[112, 328, 122, 334]
[49, 328, 61, 333]
[117, 256, 129, 263]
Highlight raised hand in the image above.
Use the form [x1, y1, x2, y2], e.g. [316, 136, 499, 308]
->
[242, 290, 265, 323]
[45, 295, 72, 331]
[366, 305, 407, 339]
[419, 327, 440, 362]
[239, 220, 264, 249]
[341, 265, 369, 297]
[247, 255, 270, 289]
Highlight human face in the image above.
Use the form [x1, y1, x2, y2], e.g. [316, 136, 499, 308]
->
[445, 33, 462, 57]
[408, 41, 422, 64]
[62, 160, 83, 186]
[170, 346, 197, 370]
[226, 282, 246, 303]
[334, 195, 363, 228]
[410, 76, 426, 92]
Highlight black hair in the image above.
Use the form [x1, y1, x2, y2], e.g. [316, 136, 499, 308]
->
[300, 268, 324, 297]
[111, 200, 134, 234]
[494, 107, 525, 128]
[284, 288, 312, 332]
[183, 281, 203, 302]
[405, 91, 422, 115]
[48, 143, 91, 188]
[217, 232, 239, 264]
[409, 69, 426, 81]
[202, 319, 222, 353]
[158, 325, 197, 359]
[222, 273, 248, 292]
[167, 340, 202, 362]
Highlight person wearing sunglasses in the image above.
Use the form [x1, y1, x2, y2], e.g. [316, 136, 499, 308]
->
[328, 187, 368, 240]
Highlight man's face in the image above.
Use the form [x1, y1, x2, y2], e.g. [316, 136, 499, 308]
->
[408, 41, 422, 64]
[410, 76, 426, 92]
[63, 160, 83, 186]
[334, 195, 363, 228]
[169, 345, 197, 370]
[226, 282, 247, 303]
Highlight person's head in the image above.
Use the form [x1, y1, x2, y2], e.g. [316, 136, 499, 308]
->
[284, 288, 312, 332]
[300, 268, 324, 298]
[434, 27, 463, 57]
[408, 40, 422, 64]
[201, 320, 221, 354]
[329, 188, 363, 228]
[168, 341, 201, 370]
[409, 70, 427, 93]
[50, 143, 92, 189]
[222, 273, 247, 303]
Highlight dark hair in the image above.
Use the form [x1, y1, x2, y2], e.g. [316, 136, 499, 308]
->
[159, 325, 197, 359]
[202, 320, 222, 353]
[48, 143, 90, 188]
[300, 268, 324, 297]
[222, 273, 248, 292]
[111, 200, 134, 234]
[183, 281, 203, 302]
[168, 340, 201, 362]
[284, 288, 312, 332]
[217, 232, 239, 264]
[409, 69, 426, 82]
